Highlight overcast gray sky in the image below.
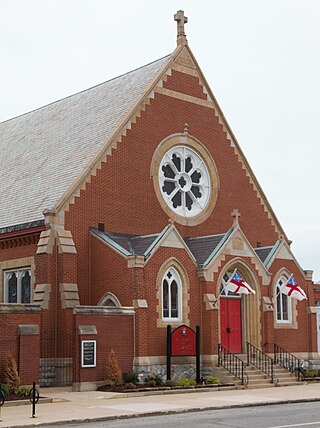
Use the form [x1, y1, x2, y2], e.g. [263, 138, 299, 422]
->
[1, 1, 319, 281]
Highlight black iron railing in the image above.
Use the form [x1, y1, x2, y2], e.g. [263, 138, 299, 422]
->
[218, 344, 248, 385]
[274, 344, 303, 381]
[247, 342, 278, 384]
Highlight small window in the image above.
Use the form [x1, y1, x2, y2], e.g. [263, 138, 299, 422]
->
[162, 267, 181, 320]
[4, 268, 31, 303]
[276, 277, 292, 323]
[98, 292, 121, 307]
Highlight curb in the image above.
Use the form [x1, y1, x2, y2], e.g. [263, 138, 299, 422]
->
[4, 397, 320, 428]
[3, 397, 53, 408]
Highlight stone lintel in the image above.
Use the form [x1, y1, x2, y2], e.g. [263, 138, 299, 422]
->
[78, 325, 97, 335]
[18, 324, 39, 335]
[73, 305, 135, 316]
[0, 304, 41, 313]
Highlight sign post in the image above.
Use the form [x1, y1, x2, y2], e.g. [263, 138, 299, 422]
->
[166, 325, 172, 380]
[167, 325, 200, 383]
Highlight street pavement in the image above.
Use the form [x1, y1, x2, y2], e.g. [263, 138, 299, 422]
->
[0, 383, 320, 427]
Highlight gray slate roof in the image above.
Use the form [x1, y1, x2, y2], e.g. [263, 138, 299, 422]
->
[0, 55, 170, 230]
[91, 228, 161, 258]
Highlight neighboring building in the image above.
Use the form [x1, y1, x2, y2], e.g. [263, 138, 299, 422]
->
[0, 11, 318, 389]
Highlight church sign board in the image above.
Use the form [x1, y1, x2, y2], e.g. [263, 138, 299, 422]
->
[171, 325, 196, 356]
[167, 325, 200, 383]
[81, 340, 96, 368]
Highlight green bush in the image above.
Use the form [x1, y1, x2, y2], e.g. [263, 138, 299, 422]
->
[205, 376, 220, 385]
[165, 379, 178, 387]
[145, 374, 164, 386]
[147, 379, 157, 387]
[17, 385, 30, 398]
[305, 369, 318, 378]
[122, 371, 139, 385]
[0, 384, 9, 398]
[124, 382, 136, 389]
[177, 378, 196, 387]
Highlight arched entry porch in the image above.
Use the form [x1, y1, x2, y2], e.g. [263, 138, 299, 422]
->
[217, 260, 261, 353]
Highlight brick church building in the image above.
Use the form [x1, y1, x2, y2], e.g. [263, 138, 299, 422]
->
[0, 11, 318, 390]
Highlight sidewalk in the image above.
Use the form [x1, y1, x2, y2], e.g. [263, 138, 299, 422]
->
[1, 383, 320, 427]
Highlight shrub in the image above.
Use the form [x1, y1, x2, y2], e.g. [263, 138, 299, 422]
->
[0, 384, 9, 398]
[305, 369, 318, 378]
[106, 349, 122, 385]
[165, 379, 178, 387]
[124, 382, 136, 389]
[145, 374, 164, 386]
[205, 376, 220, 385]
[4, 354, 21, 393]
[177, 378, 196, 387]
[146, 379, 157, 387]
[17, 385, 30, 398]
[122, 371, 139, 385]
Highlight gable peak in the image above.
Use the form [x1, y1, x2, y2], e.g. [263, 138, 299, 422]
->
[174, 10, 188, 46]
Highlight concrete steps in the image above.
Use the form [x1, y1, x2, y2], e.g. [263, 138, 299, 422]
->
[273, 365, 301, 387]
[217, 362, 301, 389]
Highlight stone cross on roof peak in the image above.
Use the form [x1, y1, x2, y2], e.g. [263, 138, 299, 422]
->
[174, 10, 188, 46]
[231, 209, 241, 227]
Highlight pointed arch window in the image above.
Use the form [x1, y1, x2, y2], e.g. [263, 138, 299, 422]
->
[4, 268, 32, 303]
[162, 267, 182, 320]
[98, 292, 121, 307]
[276, 276, 292, 323]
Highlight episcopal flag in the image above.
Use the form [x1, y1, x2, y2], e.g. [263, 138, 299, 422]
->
[282, 275, 307, 301]
[225, 270, 256, 295]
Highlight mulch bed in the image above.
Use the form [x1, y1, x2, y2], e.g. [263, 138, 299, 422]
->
[97, 383, 229, 393]
[4, 394, 28, 402]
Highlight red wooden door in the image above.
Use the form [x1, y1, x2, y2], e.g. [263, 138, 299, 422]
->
[220, 298, 242, 353]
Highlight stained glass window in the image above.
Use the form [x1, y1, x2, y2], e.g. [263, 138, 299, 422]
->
[276, 277, 291, 323]
[162, 268, 181, 320]
[4, 268, 31, 304]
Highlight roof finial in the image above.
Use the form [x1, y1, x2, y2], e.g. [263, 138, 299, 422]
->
[231, 208, 241, 227]
[174, 10, 188, 46]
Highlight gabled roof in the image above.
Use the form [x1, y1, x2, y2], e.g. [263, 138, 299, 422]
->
[184, 231, 232, 266]
[254, 241, 281, 265]
[0, 55, 170, 230]
[91, 226, 233, 267]
[0, 35, 288, 245]
[90, 228, 167, 259]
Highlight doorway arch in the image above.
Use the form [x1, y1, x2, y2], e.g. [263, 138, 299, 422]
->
[217, 260, 261, 352]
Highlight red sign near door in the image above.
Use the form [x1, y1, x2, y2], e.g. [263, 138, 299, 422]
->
[171, 325, 196, 356]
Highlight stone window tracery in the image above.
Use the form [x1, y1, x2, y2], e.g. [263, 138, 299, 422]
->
[276, 276, 292, 323]
[162, 267, 181, 320]
[159, 146, 210, 218]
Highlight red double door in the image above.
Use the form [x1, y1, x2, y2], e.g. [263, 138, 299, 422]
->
[220, 298, 242, 353]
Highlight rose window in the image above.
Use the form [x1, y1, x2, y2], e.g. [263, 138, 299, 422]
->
[158, 146, 211, 218]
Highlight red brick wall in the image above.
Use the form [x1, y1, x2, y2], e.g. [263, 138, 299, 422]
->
[73, 313, 134, 384]
[0, 311, 41, 385]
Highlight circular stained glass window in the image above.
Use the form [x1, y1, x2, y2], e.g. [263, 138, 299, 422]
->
[158, 146, 211, 218]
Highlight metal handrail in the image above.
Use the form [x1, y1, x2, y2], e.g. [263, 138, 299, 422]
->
[218, 344, 248, 385]
[246, 342, 278, 384]
[274, 344, 303, 381]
